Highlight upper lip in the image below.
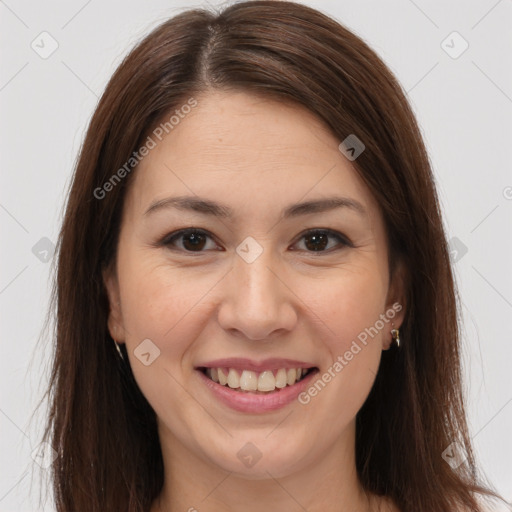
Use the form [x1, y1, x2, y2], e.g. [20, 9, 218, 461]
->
[196, 358, 316, 372]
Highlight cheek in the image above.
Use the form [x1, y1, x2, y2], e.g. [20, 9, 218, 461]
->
[117, 263, 211, 433]
[298, 265, 388, 417]
[116, 247, 225, 401]
[121, 267, 204, 358]
[318, 264, 388, 349]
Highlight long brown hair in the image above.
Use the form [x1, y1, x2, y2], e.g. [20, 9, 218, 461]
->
[40, 1, 506, 510]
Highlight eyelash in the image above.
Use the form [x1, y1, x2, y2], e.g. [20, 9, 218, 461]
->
[159, 227, 353, 255]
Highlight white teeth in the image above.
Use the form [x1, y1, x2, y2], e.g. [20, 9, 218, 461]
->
[240, 370, 258, 391]
[218, 368, 228, 386]
[257, 370, 276, 391]
[204, 367, 312, 392]
[227, 368, 240, 389]
[286, 368, 297, 386]
[275, 368, 287, 388]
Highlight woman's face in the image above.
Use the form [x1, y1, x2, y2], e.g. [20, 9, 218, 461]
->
[104, 90, 404, 478]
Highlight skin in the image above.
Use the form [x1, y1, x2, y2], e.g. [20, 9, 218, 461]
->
[104, 90, 405, 512]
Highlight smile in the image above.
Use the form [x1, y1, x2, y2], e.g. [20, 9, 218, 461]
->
[195, 358, 320, 413]
[200, 367, 316, 393]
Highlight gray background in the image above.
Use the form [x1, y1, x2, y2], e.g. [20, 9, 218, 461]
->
[1, 0, 511, 510]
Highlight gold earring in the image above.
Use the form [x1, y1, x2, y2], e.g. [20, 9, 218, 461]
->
[390, 325, 400, 348]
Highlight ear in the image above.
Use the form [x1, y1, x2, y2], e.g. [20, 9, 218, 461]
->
[382, 259, 407, 351]
[102, 263, 126, 344]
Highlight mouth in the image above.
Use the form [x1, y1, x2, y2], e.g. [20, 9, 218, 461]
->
[195, 359, 320, 413]
[197, 366, 318, 394]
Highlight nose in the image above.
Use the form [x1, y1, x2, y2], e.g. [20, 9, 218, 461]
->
[216, 247, 298, 341]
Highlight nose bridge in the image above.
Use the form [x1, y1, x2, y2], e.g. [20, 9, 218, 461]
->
[217, 241, 296, 340]
[236, 248, 280, 307]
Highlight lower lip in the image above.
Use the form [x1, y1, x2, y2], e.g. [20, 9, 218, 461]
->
[196, 369, 318, 413]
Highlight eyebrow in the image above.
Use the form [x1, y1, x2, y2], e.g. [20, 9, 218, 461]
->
[144, 195, 366, 219]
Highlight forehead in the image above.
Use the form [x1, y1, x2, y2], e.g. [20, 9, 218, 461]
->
[125, 90, 377, 221]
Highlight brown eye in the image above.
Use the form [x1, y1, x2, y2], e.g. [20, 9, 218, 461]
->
[163, 229, 217, 252]
[181, 231, 207, 251]
[160, 228, 352, 255]
[294, 229, 352, 253]
[304, 232, 329, 251]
